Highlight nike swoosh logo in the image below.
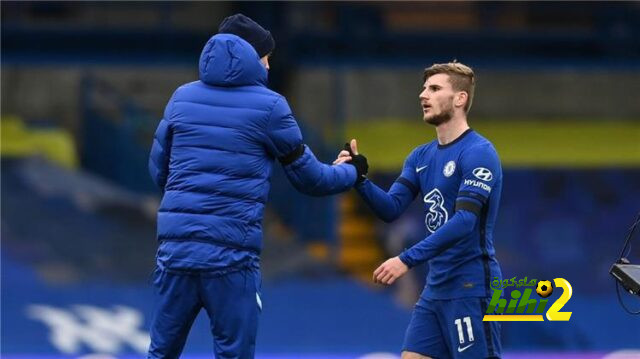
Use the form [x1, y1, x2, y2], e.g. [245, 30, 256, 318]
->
[416, 165, 428, 173]
[458, 343, 474, 352]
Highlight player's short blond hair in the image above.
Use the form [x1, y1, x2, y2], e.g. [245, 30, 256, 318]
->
[423, 61, 475, 113]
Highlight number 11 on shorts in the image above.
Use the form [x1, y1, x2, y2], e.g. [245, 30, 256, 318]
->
[454, 316, 474, 344]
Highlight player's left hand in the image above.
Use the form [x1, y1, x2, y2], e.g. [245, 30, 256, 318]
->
[373, 256, 408, 285]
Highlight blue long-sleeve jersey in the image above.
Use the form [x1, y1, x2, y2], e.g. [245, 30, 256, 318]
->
[356, 129, 502, 299]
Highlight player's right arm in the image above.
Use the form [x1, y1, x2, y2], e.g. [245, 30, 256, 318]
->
[353, 147, 420, 222]
[264, 97, 357, 196]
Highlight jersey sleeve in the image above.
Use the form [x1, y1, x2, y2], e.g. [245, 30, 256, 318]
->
[396, 148, 420, 197]
[399, 209, 477, 267]
[455, 143, 501, 216]
[354, 149, 420, 222]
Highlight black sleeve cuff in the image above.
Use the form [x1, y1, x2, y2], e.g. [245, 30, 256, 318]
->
[279, 144, 305, 165]
[455, 199, 482, 216]
[396, 177, 419, 197]
[458, 190, 488, 205]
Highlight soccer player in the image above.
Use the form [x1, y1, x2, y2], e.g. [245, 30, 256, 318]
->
[336, 62, 503, 358]
[147, 14, 366, 359]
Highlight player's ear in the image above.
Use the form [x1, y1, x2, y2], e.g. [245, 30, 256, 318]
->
[456, 91, 468, 109]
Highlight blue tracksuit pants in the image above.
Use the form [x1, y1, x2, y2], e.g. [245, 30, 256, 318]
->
[148, 266, 262, 358]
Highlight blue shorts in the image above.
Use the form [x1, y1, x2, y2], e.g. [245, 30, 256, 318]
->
[402, 297, 501, 359]
[148, 266, 262, 359]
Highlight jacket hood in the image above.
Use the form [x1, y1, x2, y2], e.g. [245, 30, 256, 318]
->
[199, 33, 268, 87]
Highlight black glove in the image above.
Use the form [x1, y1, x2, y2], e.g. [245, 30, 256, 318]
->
[344, 143, 368, 184]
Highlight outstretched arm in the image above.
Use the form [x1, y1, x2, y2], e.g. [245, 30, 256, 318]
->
[355, 179, 416, 222]
[282, 145, 357, 196]
[338, 140, 419, 222]
[264, 97, 357, 196]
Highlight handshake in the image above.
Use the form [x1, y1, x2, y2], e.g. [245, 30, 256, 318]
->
[334, 139, 368, 184]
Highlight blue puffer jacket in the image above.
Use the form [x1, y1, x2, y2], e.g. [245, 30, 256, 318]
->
[148, 34, 356, 271]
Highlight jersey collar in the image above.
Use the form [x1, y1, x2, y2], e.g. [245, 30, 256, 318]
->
[437, 128, 473, 149]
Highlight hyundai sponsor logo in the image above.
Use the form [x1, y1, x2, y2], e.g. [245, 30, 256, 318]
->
[464, 179, 492, 192]
[472, 167, 493, 181]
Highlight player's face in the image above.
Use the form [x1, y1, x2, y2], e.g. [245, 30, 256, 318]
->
[419, 73, 455, 126]
[260, 54, 271, 70]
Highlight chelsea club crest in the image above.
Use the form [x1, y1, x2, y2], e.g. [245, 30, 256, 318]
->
[443, 160, 456, 177]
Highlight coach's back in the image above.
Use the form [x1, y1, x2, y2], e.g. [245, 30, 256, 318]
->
[149, 33, 311, 272]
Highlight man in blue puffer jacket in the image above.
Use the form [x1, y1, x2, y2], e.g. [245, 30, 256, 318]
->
[147, 14, 367, 359]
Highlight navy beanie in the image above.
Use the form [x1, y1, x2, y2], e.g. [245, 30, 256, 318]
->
[218, 13, 275, 58]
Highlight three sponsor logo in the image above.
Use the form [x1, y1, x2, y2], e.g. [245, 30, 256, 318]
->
[423, 188, 448, 233]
